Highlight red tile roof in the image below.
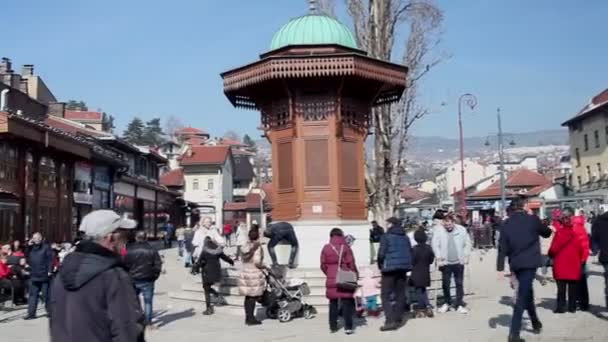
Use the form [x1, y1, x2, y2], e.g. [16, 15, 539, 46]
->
[400, 186, 431, 202]
[219, 138, 246, 147]
[178, 126, 208, 135]
[562, 88, 608, 126]
[505, 169, 550, 187]
[185, 136, 206, 146]
[160, 168, 184, 187]
[64, 111, 103, 122]
[180, 146, 230, 166]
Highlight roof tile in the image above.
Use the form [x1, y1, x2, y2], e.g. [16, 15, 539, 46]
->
[180, 145, 230, 166]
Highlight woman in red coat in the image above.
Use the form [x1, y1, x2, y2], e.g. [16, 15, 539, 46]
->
[320, 228, 358, 335]
[548, 213, 584, 313]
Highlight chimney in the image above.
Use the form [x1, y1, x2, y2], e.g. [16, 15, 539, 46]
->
[21, 64, 34, 76]
[19, 78, 29, 94]
[0, 57, 12, 74]
[48, 102, 66, 118]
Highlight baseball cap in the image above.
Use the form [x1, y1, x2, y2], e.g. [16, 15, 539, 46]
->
[79, 210, 137, 238]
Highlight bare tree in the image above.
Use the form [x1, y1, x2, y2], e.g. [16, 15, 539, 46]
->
[343, 0, 446, 222]
[164, 115, 184, 138]
[318, 0, 336, 16]
[223, 130, 242, 142]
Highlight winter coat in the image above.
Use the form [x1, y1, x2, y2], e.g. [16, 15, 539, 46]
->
[410, 244, 435, 288]
[592, 212, 608, 264]
[432, 224, 471, 267]
[124, 241, 163, 283]
[497, 211, 552, 272]
[377, 225, 413, 273]
[192, 226, 225, 259]
[357, 266, 380, 298]
[238, 241, 266, 297]
[572, 216, 590, 263]
[27, 242, 54, 282]
[320, 235, 358, 299]
[50, 241, 145, 342]
[0, 260, 11, 279]
[198, 239, 233, 285]
[548, 226, 584, 281]
[370, 225, 384, 243]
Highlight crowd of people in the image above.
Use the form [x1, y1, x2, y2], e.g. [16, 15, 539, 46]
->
[1, 199, 608, 342]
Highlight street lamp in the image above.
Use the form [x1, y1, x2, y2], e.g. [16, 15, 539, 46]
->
[458, 93, 477, 220]
[484, 108, 515, 217]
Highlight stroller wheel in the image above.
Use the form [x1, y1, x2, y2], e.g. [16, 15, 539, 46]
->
[278, 309, 292, 323]
[303, 307, 315, 320]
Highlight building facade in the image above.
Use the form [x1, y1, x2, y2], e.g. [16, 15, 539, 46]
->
[562, 88, 608, 196]
[435, 160, 491, 205]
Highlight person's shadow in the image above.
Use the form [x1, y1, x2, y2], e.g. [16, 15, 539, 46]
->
[154, 308, 196, 328]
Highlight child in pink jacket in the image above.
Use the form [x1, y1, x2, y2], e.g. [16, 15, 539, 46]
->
[356, 265, 381, 317]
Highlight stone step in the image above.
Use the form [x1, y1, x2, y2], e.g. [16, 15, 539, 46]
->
[182, 282, 327, 297]
[169, 289, 330, 306]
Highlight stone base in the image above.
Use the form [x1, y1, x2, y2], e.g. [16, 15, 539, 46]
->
[265, 220, 371, 269]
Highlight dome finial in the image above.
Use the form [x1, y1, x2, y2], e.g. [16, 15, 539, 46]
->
[309, 0, 317, 14]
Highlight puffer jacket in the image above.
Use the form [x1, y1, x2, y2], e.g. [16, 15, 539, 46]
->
[320, 235, 358, 299]
[572, 216, 590, 263]
[238, 242, 266, 297]
[124, 241, 162, 283]
[549, 226, 584, 281]
[432, 224, 471, 267]
[377, 225, 412, 273]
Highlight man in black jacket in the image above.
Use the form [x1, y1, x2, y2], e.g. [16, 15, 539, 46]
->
[592, 211, 608, 308]
[497, 198, 552, 342]
[25, 232, 53, 320]
[125, 231, 163, 326]
[264, 220, 299, 268]
[50, 210, 144, 342]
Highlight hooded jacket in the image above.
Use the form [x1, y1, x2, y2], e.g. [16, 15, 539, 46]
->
[50, 241, 145, 342]
[549, 225, 584, 281]
[592, 212, 608, 264]
[377, 225, 413, 273]
[572, 216, 590, 263]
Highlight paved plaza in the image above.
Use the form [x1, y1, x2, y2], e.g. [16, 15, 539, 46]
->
[2, 247, 607, 342]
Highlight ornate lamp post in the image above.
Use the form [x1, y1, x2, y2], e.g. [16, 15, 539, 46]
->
[458, 93, 477, 220]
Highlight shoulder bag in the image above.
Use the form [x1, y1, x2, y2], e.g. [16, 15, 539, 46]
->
[330, 245, 358, 291]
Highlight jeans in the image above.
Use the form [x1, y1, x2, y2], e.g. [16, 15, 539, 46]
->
[184, 251, 192, 267]
[267, 233, 299, 266]
[177, 240, 184, 257]
[134, 281, 155, 324]
[27, 280, 50, 318]
[415, 287, 430, 309]
[556, 280, 577, 312]
[577, 263, 589, 309]
[381, 271, 407, 324]
[510, 269, 539, 337]
[329, 298, 355, 331]
[440, 264, 464, 307]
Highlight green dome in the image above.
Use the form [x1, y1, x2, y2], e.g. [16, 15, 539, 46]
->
[270, 14, 358, 51]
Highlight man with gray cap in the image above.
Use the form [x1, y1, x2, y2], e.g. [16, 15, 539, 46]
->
[50, 210, 145, 342]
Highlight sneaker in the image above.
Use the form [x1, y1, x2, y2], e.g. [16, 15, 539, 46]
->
[437, 304, 450, 313]
[345, 329, 354, 335]
[531, 319, 542, 334]
[456, 306, 469, 314]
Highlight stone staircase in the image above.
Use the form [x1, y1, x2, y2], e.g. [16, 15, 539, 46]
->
[169, 264, 332, 314]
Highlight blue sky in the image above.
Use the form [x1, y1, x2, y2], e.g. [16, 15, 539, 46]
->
[3, 0, 606, 139]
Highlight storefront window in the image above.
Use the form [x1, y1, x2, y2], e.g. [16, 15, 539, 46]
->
[0, 143, 18, 181]
[115, 195, 135, 219]
[143, 201, 155, 235]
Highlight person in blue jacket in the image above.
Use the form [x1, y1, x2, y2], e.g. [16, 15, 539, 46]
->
[377, 217, 412, 332]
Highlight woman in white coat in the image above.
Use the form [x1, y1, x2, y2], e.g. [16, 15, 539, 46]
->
[192, 217, 225, 260]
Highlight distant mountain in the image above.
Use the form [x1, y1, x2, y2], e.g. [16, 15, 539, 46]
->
[255, 128, 569, 161]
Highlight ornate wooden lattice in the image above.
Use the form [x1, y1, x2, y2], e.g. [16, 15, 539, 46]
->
[341, 98, 371, 132]
[296, 95, 336, 121]
[260, 99, 291, 130]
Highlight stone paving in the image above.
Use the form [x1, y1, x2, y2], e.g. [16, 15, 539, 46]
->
[2, 246, 607, 342]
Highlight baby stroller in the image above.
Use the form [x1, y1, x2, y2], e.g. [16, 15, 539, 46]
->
[262, 267, 317, 322]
